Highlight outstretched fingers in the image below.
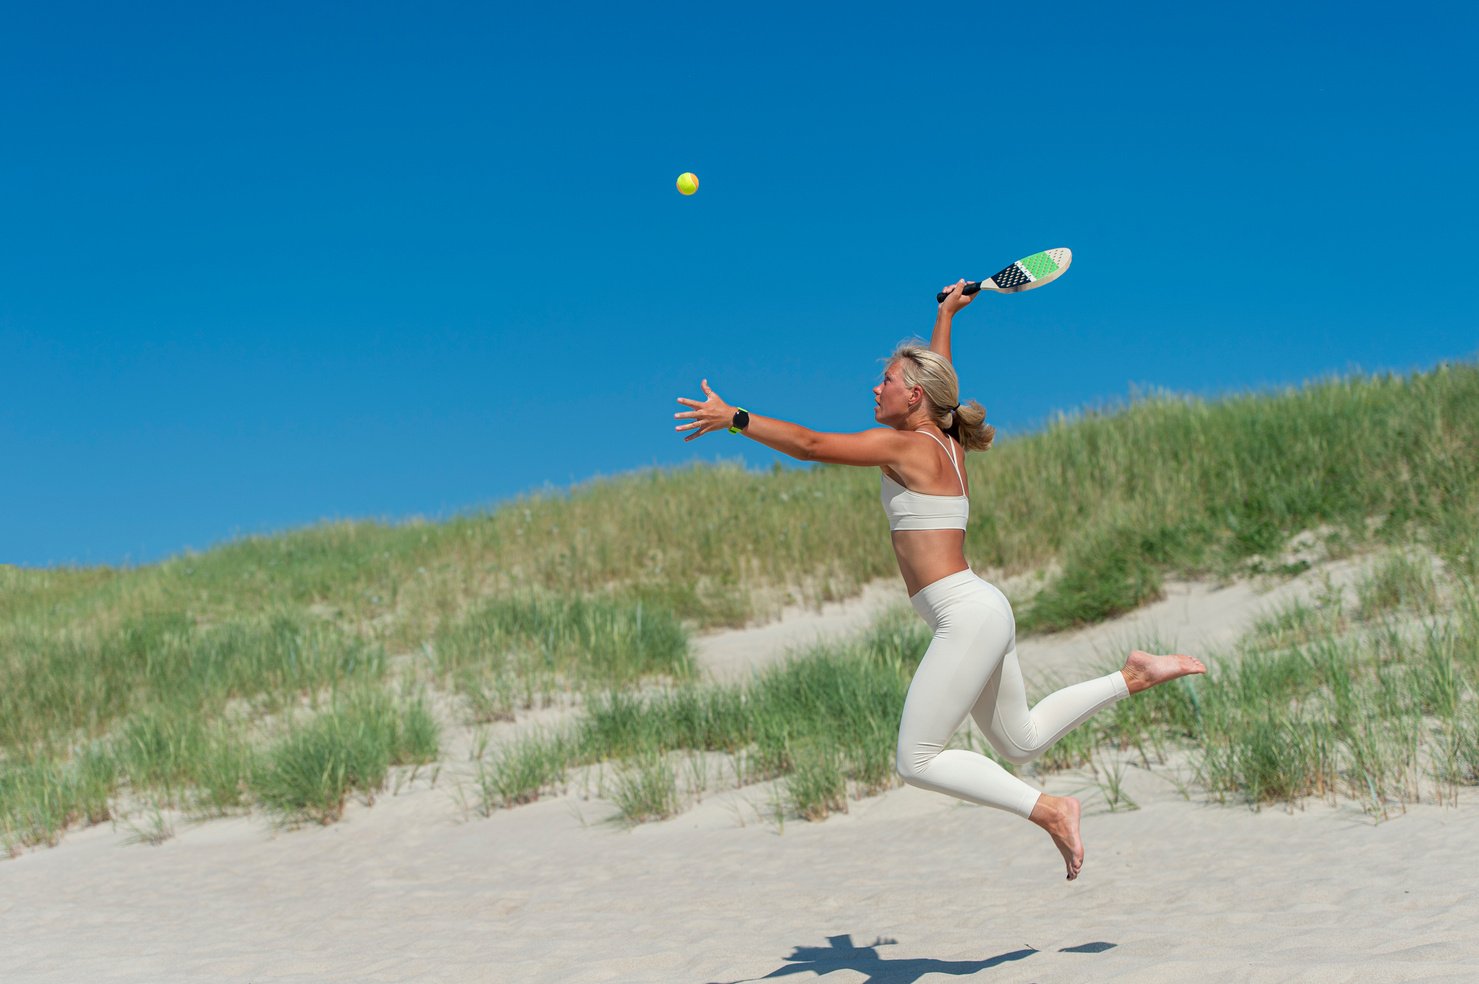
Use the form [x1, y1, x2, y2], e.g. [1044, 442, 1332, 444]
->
[674, 380, 728, 442]
[673, 402, 703, 438]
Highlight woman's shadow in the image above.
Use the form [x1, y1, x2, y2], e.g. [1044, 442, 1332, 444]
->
[707, 933, 1117, 984]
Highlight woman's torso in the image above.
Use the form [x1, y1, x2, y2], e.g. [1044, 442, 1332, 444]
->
[881, 429, 971, 596]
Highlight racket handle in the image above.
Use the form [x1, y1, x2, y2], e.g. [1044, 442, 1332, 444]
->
[936, 282, 983, 303]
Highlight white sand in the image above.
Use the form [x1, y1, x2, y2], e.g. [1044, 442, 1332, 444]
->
[7, 558, 1478, 983]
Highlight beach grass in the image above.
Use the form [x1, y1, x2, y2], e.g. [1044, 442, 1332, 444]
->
[0, 747, 117, 850]
[432, 593, 691, 719]
[474, 729, 582, 813]
[475, 551, 1478, 824]
[609, 752, 683, 823]
[1130, 566, 1478, 816]
[466, 610, 928, 820]
[9, 363, 1476, 640]
[251, 688, 440, 825]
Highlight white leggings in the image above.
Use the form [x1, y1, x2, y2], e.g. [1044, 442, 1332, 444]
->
[896, 569, 1130, 818]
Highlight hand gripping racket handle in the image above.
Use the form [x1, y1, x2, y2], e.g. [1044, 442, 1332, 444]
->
[936, 282, 984, 303]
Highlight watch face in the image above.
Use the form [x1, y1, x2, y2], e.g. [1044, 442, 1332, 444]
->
[735, 410, 749, 430]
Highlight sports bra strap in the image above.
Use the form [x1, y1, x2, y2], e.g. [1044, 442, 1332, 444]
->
[917, 430, 965, 495]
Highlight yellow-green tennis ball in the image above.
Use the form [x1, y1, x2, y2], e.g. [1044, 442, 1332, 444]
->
[676, 172, 699, 195]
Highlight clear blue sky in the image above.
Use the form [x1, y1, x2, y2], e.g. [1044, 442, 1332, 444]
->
[4, 1, 1476, 568]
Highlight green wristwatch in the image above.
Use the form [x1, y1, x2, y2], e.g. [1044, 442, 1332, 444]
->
[728, 408, 750, 434]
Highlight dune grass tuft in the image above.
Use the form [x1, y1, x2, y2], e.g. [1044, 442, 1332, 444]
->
[252, 689, 439, 825]
[610, 752, 682, 824]
[476, 732, 576, 812]
[434, 594, 691, 720]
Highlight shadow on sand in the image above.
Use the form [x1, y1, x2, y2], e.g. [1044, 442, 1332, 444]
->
[708, 933, 1118, 983]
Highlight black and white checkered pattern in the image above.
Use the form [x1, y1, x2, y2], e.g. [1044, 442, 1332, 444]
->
[988, 262, 1031, 290]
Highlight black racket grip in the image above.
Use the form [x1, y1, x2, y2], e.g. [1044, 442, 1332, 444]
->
[936, 282, 983, 303]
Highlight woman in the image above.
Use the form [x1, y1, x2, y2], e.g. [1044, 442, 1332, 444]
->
[674, 281, 1205, 880]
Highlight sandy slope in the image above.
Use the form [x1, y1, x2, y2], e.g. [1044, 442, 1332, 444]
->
[7, 558, 1478, 983]
[696, 556, 1372, 684]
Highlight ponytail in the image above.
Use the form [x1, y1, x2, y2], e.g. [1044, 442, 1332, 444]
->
[890, 343, 996, 452]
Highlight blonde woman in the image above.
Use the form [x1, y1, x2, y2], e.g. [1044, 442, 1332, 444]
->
[674, 281, 1205, 881]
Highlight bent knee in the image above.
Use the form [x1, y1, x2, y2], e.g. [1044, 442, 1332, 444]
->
[895, 749, 929, 786]
[986, 731, 1041, 768]
[893, 745, 940, 781]
[996, 747, 1037, 768]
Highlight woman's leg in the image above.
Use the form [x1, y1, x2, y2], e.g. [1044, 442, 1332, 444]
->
[971, 642, 1129, 768]
[895, 602, 1042, 819]
[974, 641, 1208, 766]
[975, 642, 1206, 880]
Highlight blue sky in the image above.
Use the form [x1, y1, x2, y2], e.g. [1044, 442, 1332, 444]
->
[3, 1, 1476, 568]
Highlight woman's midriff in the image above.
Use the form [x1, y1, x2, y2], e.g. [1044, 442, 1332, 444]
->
[890, 528, 970, 597]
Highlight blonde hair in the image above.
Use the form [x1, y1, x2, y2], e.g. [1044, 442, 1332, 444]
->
[888, 342, 996, 452]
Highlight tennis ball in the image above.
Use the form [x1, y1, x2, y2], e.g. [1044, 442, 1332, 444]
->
[676, 172, 699, 195]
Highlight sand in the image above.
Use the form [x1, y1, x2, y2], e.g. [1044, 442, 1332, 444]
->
[6, 558, 1478, 983]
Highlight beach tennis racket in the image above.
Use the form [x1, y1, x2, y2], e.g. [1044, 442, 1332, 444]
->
[936, 247, 1072, 302]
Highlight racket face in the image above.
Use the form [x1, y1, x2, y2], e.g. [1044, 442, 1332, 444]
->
[984, 247, 1072, 293]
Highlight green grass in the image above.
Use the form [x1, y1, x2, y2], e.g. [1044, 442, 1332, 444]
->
[785, 744, 850, 821]
[1017, 523, 1167, 633]
[251, 688, 439, 825]
[0, 747, 117, 851]
[112, 708, 256, 812]
[1161, 575, 1478, 815]
[477, 553, 1479, 824]
[1356, 552, 1443, 620]
[1, 610, 385, 753]
[610, 752, 682, 823]
[433, 593, 691, 719]
[475, 610, 931, 822]
[476, 732, 575, 811]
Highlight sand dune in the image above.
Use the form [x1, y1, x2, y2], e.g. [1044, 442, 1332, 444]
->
[8, 558, 1477, 983]
[696, 556, 1373, 684]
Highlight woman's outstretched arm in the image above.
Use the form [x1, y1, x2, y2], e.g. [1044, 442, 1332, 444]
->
[932, 281, 977, 364]
[675, 380, 913, 468]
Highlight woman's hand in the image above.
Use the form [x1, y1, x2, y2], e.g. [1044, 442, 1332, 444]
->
[674, 379, 736, 442]
[938, 279, 976, 316]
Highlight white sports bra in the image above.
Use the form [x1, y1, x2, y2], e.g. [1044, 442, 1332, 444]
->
[880, 431, 969, 531]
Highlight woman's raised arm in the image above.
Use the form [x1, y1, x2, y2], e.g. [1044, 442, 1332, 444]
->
[932, 281, 977, 364]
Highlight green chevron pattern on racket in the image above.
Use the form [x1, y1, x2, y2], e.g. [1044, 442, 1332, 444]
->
[1018, 250, 1062, 280]
[986, 248, 1072, 293]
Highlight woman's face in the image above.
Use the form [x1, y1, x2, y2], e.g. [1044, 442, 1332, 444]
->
[873, 360, 918, 426]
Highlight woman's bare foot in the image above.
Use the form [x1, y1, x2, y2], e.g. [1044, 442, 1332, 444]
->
[1029, 794, 1083, 881]
[1120, 649, 1206, 695]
